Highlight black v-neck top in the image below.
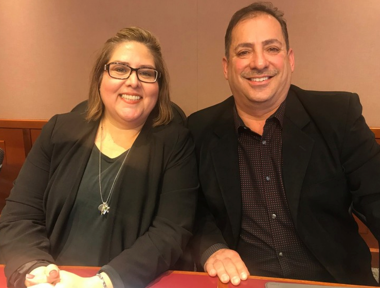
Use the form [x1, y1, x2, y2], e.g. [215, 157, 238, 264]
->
[55, 145, 129, 265]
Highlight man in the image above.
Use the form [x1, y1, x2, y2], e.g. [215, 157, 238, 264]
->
[187, 2, 380, 286]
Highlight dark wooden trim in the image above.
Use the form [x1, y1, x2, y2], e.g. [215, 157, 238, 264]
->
[22, 128, 33, 156]
[371, 128, 380, 139]
[0, 119, 47, 129]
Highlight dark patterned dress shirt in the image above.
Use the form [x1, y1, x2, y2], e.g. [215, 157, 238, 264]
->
[234, 100, 334, 282]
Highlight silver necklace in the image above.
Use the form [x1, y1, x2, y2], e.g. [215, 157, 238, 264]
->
[98, 125, 130, 215]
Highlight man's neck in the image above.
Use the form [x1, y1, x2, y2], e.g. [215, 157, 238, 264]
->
[234, 90, 289, 135]
[236, 106, 278, 135]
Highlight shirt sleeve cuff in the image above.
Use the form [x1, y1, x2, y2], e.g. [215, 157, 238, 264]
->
[200, 243, 229, 270]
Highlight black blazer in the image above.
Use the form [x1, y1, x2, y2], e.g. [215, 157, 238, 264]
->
[187, 85, 380, 286]
[0, 109, 198, 288]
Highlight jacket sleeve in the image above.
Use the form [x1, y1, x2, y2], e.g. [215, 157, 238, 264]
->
[190, 191, 230, 270]
[186, 114, 232, 271]
[0, 116, 59, 284]
[342, 94, 380, 243]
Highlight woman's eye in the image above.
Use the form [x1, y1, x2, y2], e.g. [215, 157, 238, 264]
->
[114, 66, 127, 73]
[139, 70, 155, 77]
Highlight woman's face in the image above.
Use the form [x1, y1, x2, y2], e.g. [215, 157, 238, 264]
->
[100, 41, 159, 128]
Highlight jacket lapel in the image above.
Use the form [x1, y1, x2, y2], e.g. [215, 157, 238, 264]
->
[211, 105, 242, 241]
[282, 88, 315, 226]
[208, 90, 316, 237]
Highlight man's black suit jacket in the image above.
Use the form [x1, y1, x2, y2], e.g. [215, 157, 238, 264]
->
[187, 85, 380, 286]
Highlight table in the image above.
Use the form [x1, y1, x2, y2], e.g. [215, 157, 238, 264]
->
[146, 271, 376, 288]
[0, 265, 376, 288]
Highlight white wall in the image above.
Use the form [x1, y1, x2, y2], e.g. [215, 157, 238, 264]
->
[1, 0, 379, 126]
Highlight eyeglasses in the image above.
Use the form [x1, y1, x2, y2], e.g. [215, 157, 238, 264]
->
[104, 62, 160, 83]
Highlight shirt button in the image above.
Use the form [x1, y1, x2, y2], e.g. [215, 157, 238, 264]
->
[262, 140, 267, 145]
[279, 252, 283, 257]
[265, 176, 270, 181]
[271, 214, 277, 219]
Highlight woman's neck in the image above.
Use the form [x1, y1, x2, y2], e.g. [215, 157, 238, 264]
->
[95, 118, 143, 158]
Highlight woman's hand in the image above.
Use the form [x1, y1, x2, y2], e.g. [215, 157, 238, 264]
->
[25, 264, 60, 287]
[27, 270, 113, 288]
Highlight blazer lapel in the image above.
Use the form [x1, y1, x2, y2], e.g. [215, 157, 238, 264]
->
[282, 89, 315, 226]
[211, 108, 242, 241]
[206, 91, 315, 238]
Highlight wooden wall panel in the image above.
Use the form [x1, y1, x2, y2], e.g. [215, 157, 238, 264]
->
[0, 128, 27, 209]
[31, 129, 42, 145]
[0, 120, 46, 211]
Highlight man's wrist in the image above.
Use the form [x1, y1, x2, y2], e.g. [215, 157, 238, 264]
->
[201, 243, 229, 269]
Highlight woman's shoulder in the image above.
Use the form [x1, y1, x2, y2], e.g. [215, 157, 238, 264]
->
[42, 111, 98, 141]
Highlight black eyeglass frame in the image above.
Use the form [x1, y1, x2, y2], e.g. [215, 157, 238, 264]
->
[104, 62, 161, 83]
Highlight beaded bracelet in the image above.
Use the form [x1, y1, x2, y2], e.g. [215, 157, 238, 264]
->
[96, 273, 107, 288]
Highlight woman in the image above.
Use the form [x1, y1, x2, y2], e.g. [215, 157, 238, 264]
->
[0, 27, 198, 288]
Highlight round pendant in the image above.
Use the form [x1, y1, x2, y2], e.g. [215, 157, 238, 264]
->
[98, 202, 110, 215]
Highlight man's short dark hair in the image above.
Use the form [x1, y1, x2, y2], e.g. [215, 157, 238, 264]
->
[225, 1, 289, 59]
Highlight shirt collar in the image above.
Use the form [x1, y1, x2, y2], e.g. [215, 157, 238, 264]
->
[233, 99, 287, 133]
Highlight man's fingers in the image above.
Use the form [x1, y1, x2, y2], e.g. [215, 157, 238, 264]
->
[205, 249, 249, 285]
[219, 257, 242, 285]
[234, 258, 250, 280]
[204, 261, 217, 277]
[213, 258, 231, 283]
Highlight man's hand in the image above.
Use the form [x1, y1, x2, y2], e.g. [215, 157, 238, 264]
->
[204, 248, 249, 286]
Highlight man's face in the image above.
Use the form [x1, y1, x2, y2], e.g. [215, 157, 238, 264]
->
[223, 14, 294, 113]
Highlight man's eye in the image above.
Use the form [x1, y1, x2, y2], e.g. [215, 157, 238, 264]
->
[267, 47, 280, 53]
[236, 50, 250, 57]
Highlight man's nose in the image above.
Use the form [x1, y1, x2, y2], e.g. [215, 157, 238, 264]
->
[249, 51, 269, 70]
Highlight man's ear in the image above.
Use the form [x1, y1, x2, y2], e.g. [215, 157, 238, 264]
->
[222, 56, 229, 80]
[288, 48, 295, 72]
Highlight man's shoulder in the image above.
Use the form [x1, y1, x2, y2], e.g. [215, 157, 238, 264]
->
[290, 84, 360, 114]
[291, 84, 357, 101]
[288, 85, 364, 135]
[187, 96, 235, 131]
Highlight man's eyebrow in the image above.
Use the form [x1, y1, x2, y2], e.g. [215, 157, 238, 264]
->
[234, 38, 283, 50]
[234, 42, 254, 51]
[262, 38, 283, 47]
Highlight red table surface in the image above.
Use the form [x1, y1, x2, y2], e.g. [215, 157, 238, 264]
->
[147, 271, 376, 288]
[0, 266, 376, 288]
[0, 266, 99, 288]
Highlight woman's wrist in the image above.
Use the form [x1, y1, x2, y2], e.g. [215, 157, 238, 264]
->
[91, 272, 113, 288]
[97, 273, 107, 288]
